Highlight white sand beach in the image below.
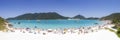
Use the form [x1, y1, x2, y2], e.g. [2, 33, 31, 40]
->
[0, 24, 120, 40]
[0, 21, 119, 40]
[0, 29, 119, 40]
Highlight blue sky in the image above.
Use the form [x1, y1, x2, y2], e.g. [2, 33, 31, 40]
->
[0, 0, 120, 18]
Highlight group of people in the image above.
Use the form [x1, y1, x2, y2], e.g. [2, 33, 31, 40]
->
[6, 23, 112, 35]
[4, 20, 112, 35]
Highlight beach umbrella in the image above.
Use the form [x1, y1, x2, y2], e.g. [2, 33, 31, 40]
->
[47, 29, 53, 32]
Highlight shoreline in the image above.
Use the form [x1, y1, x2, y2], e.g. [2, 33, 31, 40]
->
[0, 20, 120, 40]
[5, 20, 114, 35]
[0, 24, 119, 40]
[7, 20, 107, 29]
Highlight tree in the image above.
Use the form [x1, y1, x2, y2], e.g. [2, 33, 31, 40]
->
[112, 18, 120, 24]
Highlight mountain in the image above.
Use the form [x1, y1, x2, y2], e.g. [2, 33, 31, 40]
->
[0, 17, 7, 30]
[73, 15, 85, 19]
[86, 17, 99, 20]
[101, 13, 120, 20]
[7, 12, 69, 20]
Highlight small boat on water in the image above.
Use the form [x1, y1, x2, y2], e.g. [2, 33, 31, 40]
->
[68, 18, 80, 20]
[37, 20, 40, 21]
[36, 20, 40, 23]
[68, 18, 72, 20]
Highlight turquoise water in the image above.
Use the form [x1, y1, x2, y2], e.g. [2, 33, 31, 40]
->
[8, 20, 103, 29]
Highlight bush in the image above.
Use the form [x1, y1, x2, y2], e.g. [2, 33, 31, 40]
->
[116, 28, 120, 38]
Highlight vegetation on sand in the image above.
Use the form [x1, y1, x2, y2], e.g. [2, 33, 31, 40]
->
[116, 28, 120, 38]
[101, 13, 120, 38]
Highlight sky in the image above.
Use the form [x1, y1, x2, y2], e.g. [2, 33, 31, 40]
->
[0, 0, 120, 19]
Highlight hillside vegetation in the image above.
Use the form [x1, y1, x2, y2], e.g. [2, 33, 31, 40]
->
[7, 12, 69, 20]
[101, 13, 120, 38]
[7, 12, 88, 20]
[0, 17, 6, 31]
[101, 13, 120, 20]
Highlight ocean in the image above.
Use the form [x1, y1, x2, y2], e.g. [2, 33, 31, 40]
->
[8, 20, 103, 29]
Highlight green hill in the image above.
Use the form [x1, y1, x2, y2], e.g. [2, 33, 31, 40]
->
[7, 12, 87, 20]
[101, 13, 120, 20]
[7, 12, 69, 20]
[73, 15, 85, 19]
[86, 17, 99, 20]
[101, 13, 120, 38]
[0, 17, 6, 30]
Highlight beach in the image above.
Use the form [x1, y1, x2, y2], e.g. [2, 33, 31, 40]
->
[0, 0, 120, 40]
[0, 29, 119, 40]
[0, 22, 120, 40]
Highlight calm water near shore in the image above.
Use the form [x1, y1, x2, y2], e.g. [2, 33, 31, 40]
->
[8, 20, 103, 29]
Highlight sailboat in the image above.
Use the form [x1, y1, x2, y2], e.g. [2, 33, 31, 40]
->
[68, 18, 73, 20]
